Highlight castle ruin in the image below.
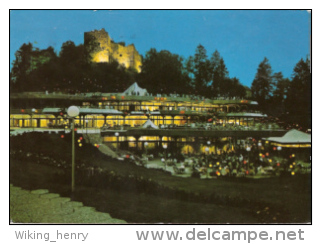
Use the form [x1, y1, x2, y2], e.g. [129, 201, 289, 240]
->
[84, 28, 142, 73]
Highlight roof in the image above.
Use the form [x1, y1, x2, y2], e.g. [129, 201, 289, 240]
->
[219, 112, 267, 117]
[42, 107, 123, 115]
[123, 82, 148, 96]
[78, 108, 123, 115]
[264, 129, 311, 144]
[141, 119, 159, 129]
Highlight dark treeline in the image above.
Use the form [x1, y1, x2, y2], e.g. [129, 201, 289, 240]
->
[10, 41, 311, 128]
[251, 57, 311, 129]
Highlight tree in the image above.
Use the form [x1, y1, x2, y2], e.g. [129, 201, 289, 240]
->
[272, 72, 290, 104]
[10, 43, 34, 91]
[285, 57, 311, 128]
[251, 57, 273, 110]
[139, 48, 191, 95]
[193, 44, 211, 96]
[210, 50, 229, 96]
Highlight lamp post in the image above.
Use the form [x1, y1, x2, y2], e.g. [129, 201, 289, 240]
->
[31, 108, 36, 131]
[161, 157, 165, 170]
[246, 146, 251, 170]
[277, 146, 282, 161]
[85, 119, 88, 134]
[67, 106, 80, 193]
[144, 142, 149, 158]
[115, 132, 119, 154]
[163, 144, 168, 170]
[205, 146, 209, 178]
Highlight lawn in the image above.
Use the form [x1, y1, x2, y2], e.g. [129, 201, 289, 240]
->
[10, 132, 311, 223]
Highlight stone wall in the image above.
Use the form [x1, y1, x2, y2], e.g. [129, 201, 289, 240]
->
[84, 28, 142, 72]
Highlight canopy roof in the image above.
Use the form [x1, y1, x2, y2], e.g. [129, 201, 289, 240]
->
[123, 82, 148, 96]
[219, 112, 267, 117]
[141, 119, 159, 129]
[264, 129, 311, 144]
[43, 107, 123, 115]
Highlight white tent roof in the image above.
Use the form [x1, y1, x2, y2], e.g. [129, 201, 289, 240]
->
[141, 119, 159, 129]
[123, 82, 148, 96]
[264, 129, 311, 144]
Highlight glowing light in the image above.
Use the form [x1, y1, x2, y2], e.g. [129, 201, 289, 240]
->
[265, 152, 269, 156]
[276, 163, 280, 167]
[216, 171, 220, 176]
[289, 165, 293, 169]
[78, 140, 81, 143]
[292, 154, 295, 157]
[293, 162, 296, 165]
[79, 143, 82, 147]
[216, 162, 220, 165]
[291, 171, 295, 176]
[209, 164, 212, 168]
[60, 135, 64, 138]
[269, 159, 272, 163]
[80, 137, 83, 140]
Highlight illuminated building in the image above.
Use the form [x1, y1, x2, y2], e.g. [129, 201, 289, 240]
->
[84, 29, 142, 72]
[10, 83, 287, 153]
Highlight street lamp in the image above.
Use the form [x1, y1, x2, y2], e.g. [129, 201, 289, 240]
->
[144, 142, 149, 158]
[163, 144, 168, 169]
[67, 106, 80, 193]
[85, 119, 89, 134]
[161, 157, 165, 170]
[31, 108, 36, 131]
[115, 132, 119, 154]
[277, 146, 282, 160]
[246, 146, 251, 170]
[205, 146, 210, 178]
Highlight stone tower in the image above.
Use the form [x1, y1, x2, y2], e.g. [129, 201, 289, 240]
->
[84, 28, 142, 72]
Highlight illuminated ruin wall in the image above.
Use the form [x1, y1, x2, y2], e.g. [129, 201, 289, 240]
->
[84, 28, 142, 72]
